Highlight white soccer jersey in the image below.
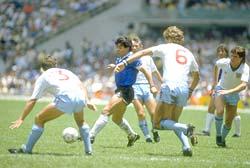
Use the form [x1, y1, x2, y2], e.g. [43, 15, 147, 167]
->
[216, 58, 249, 89]
[30, 68, 84, 99]
[151, 43, 199, 88]
[135, 56, 157, 84]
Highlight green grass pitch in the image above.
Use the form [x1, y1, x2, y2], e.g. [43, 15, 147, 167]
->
[0, 99, 250, 168]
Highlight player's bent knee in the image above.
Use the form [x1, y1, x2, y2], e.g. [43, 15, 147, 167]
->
[112, 117, 122, 125]
[75, 119, 85, 127]
[137, 111, 145, 119]
[81, 123, 90, 130]
[225, 120, 233, 127]
[34, 115, 45, 126]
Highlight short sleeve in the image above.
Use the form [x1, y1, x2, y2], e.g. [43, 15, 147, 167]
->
[241, 64, 250, 83]
[30, 75, 48, 99]
[190, 56, 199, 72]
[151, 45, 164, 58]
[216, 58, 229, 69]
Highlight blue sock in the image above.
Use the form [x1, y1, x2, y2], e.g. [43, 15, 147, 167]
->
[79, 124, 92, 153]
[215, 116, 223, 136]
[160, 119, 187, 133]
[222, 124, 231, 142]
[25, 124, 44, 153]
[139, 120, 150, 139]
[173, 129, 190, 150]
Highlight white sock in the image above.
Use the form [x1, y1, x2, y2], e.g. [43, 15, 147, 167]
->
[234, 115, 241, 136]
[118, 118, 136, 137]
[89, 114, 108, 137]
[204, 113, 215, 132]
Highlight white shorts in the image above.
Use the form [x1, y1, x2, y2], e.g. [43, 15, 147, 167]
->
[157, 85, 188, 106]
[53, 94, 86, 114]
[133, 83, 154, 103]
[214, 86, 240, 106]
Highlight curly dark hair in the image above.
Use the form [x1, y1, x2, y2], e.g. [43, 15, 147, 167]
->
[115, 36, 132, 51]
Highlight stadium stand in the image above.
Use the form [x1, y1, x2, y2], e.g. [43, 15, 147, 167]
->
[0, 0, 249, 108]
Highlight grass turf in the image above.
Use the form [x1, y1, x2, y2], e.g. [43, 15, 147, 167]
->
[0, 99, 250, 168]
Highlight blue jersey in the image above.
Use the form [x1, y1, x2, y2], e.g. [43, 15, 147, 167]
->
[115, 52, 142, 87]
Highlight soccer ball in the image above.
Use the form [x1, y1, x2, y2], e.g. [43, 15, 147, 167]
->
[62, 127, 79, 143]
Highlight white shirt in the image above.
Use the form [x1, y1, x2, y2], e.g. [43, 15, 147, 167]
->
[30, 68, 84, 99]
[216, 58, 249, 89]
[135, 56, 157, 84]
[151, 43, 199, 88]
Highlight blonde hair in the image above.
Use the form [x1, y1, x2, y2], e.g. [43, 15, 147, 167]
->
[163, 26, 184, 45]
[40, 55, 57, 71]
[217, 44, 229, 58]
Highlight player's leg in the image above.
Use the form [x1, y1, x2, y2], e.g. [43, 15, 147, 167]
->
[113, 87, 140, 147]
[89, 94, 121, 141]
[203, 97, 215, 136]
[214, 95, 225, 146]
[133, 99, 152, 142]
[21, 103, 64, 153]
[112, 99, 139, 147]
[74, 111, 92, 155]
[162, 86, 193, 156]
[145, 98, 160, 142]
[221, 104, 237, 144]
[159, 104, 192, 156]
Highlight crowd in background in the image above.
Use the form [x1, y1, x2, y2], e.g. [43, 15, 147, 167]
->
[0, 0, 113, 73]
[0, 0, 249, 108]
[144, 0, 250, 9]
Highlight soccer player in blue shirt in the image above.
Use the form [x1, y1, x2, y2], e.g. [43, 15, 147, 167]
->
[89, 36, 157, 147]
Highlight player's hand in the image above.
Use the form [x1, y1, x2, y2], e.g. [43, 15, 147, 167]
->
[106, 64, 116, 70]
[114, 63, 125, 73]
[217, 89, 230, 95]
[9, 119, 23, 129]
[87, 102, 97, 111]
[208, 89, 215, 96]
[150, 86, 158, 96]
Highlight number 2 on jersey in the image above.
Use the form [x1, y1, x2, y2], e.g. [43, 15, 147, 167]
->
[176, 49, 187, 65]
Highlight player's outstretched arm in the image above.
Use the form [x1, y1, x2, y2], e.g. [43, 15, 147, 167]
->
[218, 81, 248, 95]
[9, 99, 37, 129]
[106, 64, 116, 70]
[114, 48, 153, 73]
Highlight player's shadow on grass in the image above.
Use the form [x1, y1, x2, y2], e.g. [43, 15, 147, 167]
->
[32, 152, 80, 156]
[99, 145, 125, 149]
[146, 152, 181, 157]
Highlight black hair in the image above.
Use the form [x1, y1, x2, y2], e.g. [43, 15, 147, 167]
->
[115, 36, 132, 51]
